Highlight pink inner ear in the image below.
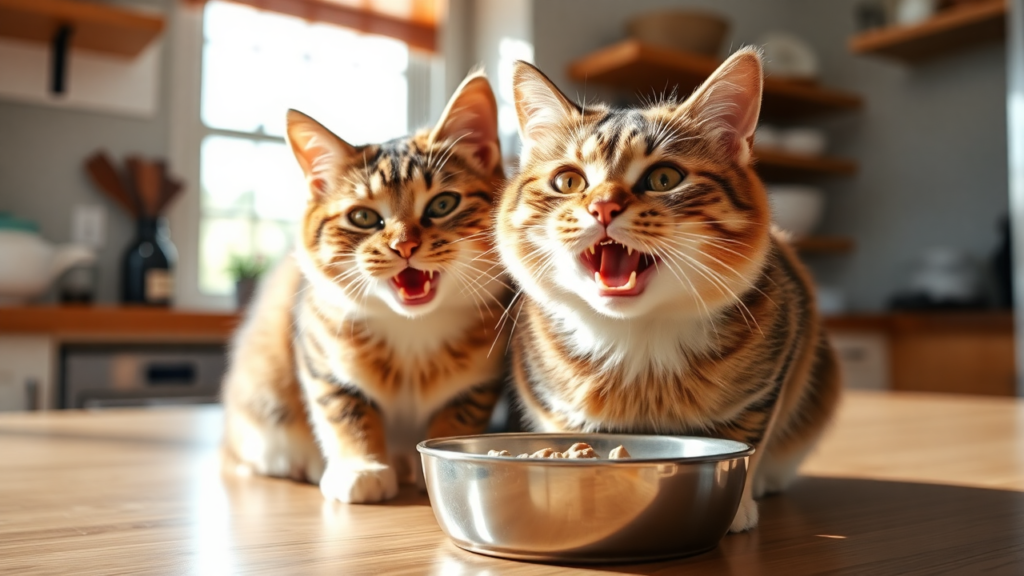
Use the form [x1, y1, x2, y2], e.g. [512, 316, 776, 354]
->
[473, 146, 493, 170]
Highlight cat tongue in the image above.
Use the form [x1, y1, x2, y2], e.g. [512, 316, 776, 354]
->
[599, 243, 641, 287]
[393, 267, 429, 295]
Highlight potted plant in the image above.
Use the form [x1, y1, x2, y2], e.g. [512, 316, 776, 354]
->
[227, 254, 269, 310]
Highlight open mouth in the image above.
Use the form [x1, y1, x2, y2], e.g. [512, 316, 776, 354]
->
[580, 238, 658, 297]
[389, 267, 438, 306]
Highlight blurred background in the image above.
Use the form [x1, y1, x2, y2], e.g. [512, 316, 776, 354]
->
[0, 0, 1022, 411]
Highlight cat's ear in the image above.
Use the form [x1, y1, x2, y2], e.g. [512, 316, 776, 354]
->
[286, 109, 358, 199]
[429, 71, 501, 175]
[684, 47, 763, 163]
[513, 61, 580, 164]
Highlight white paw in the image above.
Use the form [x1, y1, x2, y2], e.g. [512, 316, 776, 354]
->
[729, 496, 759, 533]
[320, 461, 399, 504]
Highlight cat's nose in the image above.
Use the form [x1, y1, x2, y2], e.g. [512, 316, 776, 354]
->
[588, 200, 623, 226]
[390, 239, 420, 259]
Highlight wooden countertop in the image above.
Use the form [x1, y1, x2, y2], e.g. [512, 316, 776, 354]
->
[1, 391, 1022, 574]
[0, 305, 239, 340]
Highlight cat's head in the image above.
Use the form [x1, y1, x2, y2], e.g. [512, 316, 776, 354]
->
[498, 49, 771, 320]
[286, 72, 504, 318]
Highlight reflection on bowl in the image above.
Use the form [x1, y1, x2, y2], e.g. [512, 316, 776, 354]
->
[768, 185, 825, 238]
[418, 433, 751, 564]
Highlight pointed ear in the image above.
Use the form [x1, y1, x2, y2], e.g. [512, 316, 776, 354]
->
[684, 48, 763, 163]
[513, 61, 579, 164]
[285, 109, 358, 198]
[429, 72, 501, 175]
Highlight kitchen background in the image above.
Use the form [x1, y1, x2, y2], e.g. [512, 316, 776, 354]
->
[0, 0, 1020, 410]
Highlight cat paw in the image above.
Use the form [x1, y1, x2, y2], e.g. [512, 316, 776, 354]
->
[729, 497, 759, 533]
[320, 461, 398, 504]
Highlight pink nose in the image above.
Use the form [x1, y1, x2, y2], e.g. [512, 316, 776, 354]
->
[588, 200, 623, 225]
[391, 239, 419, 259]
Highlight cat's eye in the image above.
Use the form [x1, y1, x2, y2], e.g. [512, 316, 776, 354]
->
[645, 166, 685, 192]
[425, 192, 461, 218]
[553, 171, 587, 194]
[348, 207, 383, 229]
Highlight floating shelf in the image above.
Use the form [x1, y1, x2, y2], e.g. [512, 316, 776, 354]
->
[792, 236, 855, 255]
[0, 0, 165, 58]
[568, 40, 863, 119]
[754, 148, 858, 180]
[849, 0, 1006, 63]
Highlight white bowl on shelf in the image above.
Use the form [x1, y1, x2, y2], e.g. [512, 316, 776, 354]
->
[780, 127, 827, 156]
[767, 185, 824, 238]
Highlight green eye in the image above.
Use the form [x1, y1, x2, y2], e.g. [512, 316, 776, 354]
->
[348, 207, 383, 229]
[645, 166, 684, 192]
[553, 171, 587, 194]
[425, 192, 461, 218]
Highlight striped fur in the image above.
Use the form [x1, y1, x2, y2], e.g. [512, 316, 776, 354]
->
[497, 50, 840, 531]
[222, 73, 510, 503]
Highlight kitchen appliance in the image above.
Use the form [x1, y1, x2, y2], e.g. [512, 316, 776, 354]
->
[61, 344, 225, 409]
[0, 213, 96, 305]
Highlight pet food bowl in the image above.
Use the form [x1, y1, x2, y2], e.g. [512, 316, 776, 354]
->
[418, 433, 752, 563]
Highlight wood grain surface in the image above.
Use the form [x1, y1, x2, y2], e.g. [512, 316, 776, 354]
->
[0, 306, 239, 341]
[1, 391, 1022, 575]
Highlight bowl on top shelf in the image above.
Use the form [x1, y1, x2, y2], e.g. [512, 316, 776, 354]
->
[767, 185, 825, 238]
[759, 33, 820, 81]
[626, 10, 729, 57]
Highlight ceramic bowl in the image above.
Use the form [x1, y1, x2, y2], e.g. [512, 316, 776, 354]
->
[626, 11, 730, 57]
[767, 185, 825, 238]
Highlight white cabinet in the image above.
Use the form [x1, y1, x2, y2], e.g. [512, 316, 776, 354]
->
[0, 336, 54, 412]
[829, 331, 890, 391]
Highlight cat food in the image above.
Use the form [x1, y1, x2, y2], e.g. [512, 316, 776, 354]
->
[608, 445, 631, 459]
[486, 442, 629, 459]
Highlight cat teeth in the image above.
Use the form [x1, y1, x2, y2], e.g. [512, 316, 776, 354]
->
[595, 271, 638, 292]
[427, 270, 434, 279]
[424, 280, 431, 294]
[627, 246, 634, 256]
[588, 245, 595, 255]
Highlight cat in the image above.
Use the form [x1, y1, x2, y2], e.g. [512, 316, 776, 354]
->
[221, 72, 510, 504]
[496, 49, 840, 532]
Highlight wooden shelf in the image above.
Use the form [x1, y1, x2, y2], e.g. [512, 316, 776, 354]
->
[792, 236, 855, 254]
[0, 0, 165, 58]
[754, 147, 858, 180]
[0, 306, 239, 341]
[849, 0, 1006, 63]
[568, 40, 863, 119]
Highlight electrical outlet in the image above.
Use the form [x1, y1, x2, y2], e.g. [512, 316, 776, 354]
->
[72, 205, 106, 249]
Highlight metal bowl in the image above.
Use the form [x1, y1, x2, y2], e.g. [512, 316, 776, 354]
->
[418, 433, 753, 563]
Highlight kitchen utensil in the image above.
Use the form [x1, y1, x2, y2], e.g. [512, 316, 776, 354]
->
[419, 433, 751, 563]
[780, 127, 828, 156]
[85, 152, 137, 217]
[759, 33, 819, 80]
[0, 213, 96, 305]
[626, 11, 730, 57]
[767, 185, 825, 237]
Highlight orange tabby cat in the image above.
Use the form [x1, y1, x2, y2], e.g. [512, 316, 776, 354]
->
[497, 49, 840, 531]
[222, 72, 509, 503]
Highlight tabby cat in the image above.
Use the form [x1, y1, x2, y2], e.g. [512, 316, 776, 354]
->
[222, 72, 509, 503]
[497, 49, 840, 531]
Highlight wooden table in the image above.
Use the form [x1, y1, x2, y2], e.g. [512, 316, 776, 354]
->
[1, 391, 1022, 575]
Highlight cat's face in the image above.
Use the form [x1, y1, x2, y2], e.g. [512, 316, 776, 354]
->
[498, 50, 772, 320]
[287, 74, 504, 318]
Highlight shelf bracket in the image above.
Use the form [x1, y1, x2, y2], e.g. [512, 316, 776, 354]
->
[51, 24, 74, 94]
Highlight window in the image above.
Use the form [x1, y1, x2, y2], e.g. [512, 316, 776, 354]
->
[196, 1, 415, 295]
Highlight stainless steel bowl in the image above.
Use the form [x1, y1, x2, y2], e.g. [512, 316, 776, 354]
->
[418, 433, 752, 563]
